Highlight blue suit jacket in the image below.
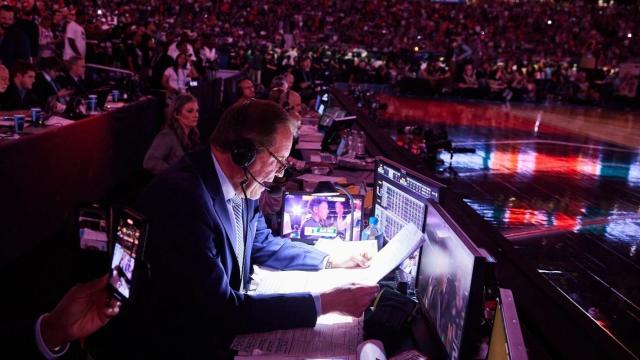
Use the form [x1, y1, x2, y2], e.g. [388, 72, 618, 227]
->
[107, 147, 328, 358]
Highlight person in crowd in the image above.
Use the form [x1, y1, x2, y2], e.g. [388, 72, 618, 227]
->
[293, 56, 317, 101]
[143, 94, 200, 175]
[456, 63, 479, 98]
[38, 16, 57, 59]
[33, 56, 71, 112]
[0, 60, 39, 110]
[14, 0, 38, 62]
[488, 64, 511, 101]
[0, 64, 9, 93]
[126, 31, 145, 74]
[234, 78, 256, 106]
[151, 41, 175, 89]
[268, 75, 289, 102]
[0, 5, 31, 69]
[62, 8, 86, 60]
[50, 8, 66, 51]
[61, 55, 89, 97]
[162, 52, 190, 95]
[91, 100, 378, 359]
[168, 38, 195, 61]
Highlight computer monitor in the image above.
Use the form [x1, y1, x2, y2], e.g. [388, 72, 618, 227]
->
[488, 288, 528, 360]
[281, 192, 363, 244]
[416, 199, 486, 360]
[373, 156, 445, 242]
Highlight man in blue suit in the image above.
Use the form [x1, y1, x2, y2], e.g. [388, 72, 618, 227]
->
[91, 99, 377, 359]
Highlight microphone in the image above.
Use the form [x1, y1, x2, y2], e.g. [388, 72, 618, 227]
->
[243, 169, 283, 196]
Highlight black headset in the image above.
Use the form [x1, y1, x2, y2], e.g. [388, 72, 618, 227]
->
[230, 99, 258, 169]
[231, 138, 257, 169]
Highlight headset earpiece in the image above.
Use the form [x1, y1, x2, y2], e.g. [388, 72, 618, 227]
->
[231, 138, 257, 169]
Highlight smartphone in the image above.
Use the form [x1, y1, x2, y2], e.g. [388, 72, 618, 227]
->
[189, 80, 198, 87]
[108, 208, 148, 301]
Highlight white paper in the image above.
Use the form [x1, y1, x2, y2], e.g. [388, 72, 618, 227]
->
[231, 316, 363, 358]
[298, 124, 321, 135]
[299, 133, 325, 142]
[251, 266, 358, 294]
[296, 141, 323, 150]
[357, 340, 386, 360]
[236, 225, 425, 359]
[357, 224, 424, 285]
[45, 116, 75, 126]
[251, 224, 423, 294]
[314, 240, 378, 259]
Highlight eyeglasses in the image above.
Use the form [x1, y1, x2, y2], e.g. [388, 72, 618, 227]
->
[259, 145, 288, 174]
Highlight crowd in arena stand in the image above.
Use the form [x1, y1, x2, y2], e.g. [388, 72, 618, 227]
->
[0, 0, 639, 111]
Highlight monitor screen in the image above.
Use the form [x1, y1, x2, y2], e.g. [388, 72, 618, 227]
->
[282, 192, 363, 244]
[416, 199, 485, 360]
[373, 157, 444, 242]
[315, 92, 329, 115]
[488, 289, 528, 360]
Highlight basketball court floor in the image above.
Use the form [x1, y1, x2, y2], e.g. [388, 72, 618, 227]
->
[377, 95, 640, 353]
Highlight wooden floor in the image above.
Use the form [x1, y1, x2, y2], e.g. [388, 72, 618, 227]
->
[378, 95, 640, 354]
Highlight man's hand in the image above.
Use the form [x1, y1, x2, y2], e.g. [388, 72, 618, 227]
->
[329, 252, 373, 269]
[57, 88, 74, 97]
[41, 275, 121, 350]
[320, 284, 379, 317]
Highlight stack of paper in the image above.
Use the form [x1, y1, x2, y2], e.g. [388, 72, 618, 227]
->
[233, 225, 425, 359]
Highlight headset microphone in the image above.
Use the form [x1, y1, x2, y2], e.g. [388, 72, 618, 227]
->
[243, 168, 282, 196]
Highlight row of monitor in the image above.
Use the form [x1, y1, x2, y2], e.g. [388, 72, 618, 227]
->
[280, 156, 527, 360]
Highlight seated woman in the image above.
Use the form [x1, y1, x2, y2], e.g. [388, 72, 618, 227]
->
[143, 94, 200, 175]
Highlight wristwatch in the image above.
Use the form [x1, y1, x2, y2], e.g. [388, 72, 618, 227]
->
[325, 257, 333, 269]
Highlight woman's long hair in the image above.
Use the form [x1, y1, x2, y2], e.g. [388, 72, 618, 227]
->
[166, 94, 200, 151]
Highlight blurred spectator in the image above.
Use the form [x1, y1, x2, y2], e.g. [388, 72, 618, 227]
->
[456, 63, 479, 98]
[0, 60, 39, 110]
[234, 78, 256, 106]
[0, 5, 31, 70]
[61, 55, 88, 97]
[0, 64, 9, 93]
[162, 52, 190, 96]
[62, 8, 86, 60]
[293, 56, 317, 101]
[38, 16, 56, 59]
[143, 94, 200, 175]
[14, 0, 39, 62]
[33, 56, 70, 111]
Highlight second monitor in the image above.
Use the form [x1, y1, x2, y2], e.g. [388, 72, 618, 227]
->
[281, 192, 363, 244]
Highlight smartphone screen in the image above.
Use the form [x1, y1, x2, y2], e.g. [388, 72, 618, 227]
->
[108, 210, 146, 300]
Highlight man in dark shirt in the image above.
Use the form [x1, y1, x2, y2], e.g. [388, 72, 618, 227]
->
[0, 60, 39, 110]
[33, 57, 71, 111]
[61, 55, 89, 97]
[293, 56, 317, 102]
[14, 2, 38, 61]
[0, 5, 31, 70]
